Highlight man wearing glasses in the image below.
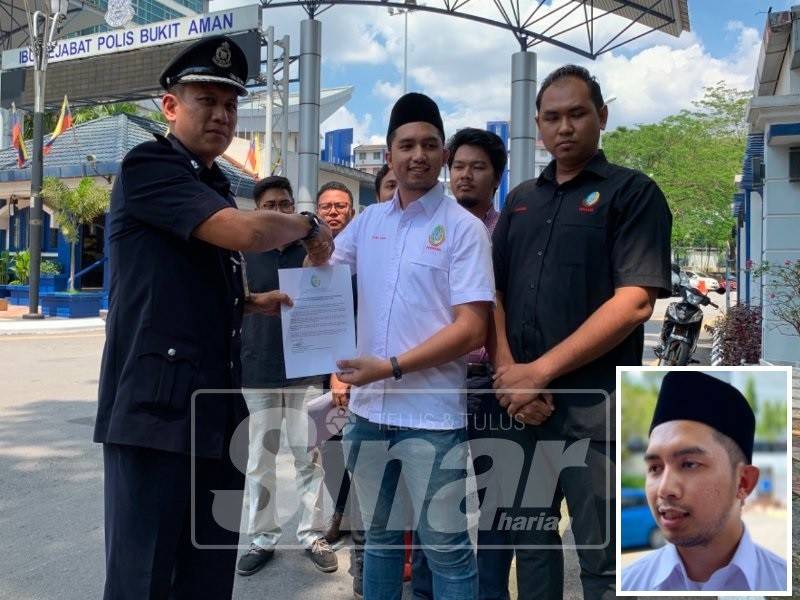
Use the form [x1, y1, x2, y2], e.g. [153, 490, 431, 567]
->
[236, 175, 338, 577]
[316, 181, 356, 237]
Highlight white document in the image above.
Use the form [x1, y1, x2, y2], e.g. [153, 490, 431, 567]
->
[278, 264, 356, 379]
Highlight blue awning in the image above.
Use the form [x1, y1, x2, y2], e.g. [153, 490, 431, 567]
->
[739, 133, 764, 192]
[731, 191, 745, 218]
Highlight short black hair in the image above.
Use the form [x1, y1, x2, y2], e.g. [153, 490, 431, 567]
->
[253, 176, 293, 203]
[374, 164, 391, 197]
[536, 64, 604, 113]
[316, 181, 353, 205]
[446, 128, 507, 180]
[712, 430, 748, 472]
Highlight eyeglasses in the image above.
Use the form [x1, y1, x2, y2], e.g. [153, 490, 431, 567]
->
[259, 201, 294, 212]
[317, 202, 351, 213]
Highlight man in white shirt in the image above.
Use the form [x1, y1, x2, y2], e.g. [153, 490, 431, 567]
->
[621, 371, 787, 592]
[332, 92, 495, 599]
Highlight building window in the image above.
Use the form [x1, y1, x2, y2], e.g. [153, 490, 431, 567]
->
[373, 152, 381, 160]
[359, 153, 366, 161]
[48, 227, 59, 251]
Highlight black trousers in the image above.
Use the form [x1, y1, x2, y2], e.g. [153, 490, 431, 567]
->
[102, 442, 244, 600]
[502, 423, 615, 600]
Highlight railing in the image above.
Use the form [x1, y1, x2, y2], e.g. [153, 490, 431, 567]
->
[69, 255, 107, 289]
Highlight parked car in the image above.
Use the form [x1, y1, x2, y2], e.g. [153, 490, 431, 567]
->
[621, 488, 665, 550]
[684, 270, 719, 291]
[670, 263, 691, 296]
[717, 275, 737, 292]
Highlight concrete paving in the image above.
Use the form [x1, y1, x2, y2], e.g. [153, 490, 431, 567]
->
[0, 300, 739, 600]
[0, 331, 587, 599]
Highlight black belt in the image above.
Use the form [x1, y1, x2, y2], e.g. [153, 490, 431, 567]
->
[467, 362, 491, 378]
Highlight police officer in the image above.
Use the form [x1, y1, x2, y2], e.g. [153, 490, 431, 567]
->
[94, 35, 333, 599]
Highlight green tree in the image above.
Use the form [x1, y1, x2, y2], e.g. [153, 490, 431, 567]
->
[755, 399, 787, 442]
[72, 102, 141, 125]
[743, 376, 758, 416]
[620, 374, 661, 461]
[603, 82, 750, 248]
[24, 101, 142, 139]
[42, 177, 110, 291]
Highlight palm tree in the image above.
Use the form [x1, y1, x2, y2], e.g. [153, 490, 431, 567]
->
[72, 102, 141, 124]
[24, 101, 143, 138]
[42, 177, 110, 291]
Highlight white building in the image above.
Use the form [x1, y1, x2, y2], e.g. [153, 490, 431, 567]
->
[232, 86, 374, 208]
[352, 144, 387, 175]
[740, 5, 800, 364]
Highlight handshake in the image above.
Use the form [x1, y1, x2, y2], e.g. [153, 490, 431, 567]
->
[301, 216, 335, 267]
[245, 213, 334, 317]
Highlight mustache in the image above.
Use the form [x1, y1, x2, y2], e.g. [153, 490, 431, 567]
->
[657, 503, 691, 514]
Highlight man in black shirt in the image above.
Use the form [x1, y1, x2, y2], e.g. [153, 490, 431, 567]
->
[491, 65, 672, 599]
[236, 176, 337, 577]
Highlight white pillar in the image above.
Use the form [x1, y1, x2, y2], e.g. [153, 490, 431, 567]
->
[297, 18, 321, 214]
[510, 50, 537, 190]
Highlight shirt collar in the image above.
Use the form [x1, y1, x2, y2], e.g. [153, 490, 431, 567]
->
[389, 182, 445, 216]
[727, 525, 758, 591]
[163, 133, 230, 187]
[650, 540, 686, 589]
[483, 205, 499, 225]
[536, 150, 611, 186]
[652, 525, 757, 591]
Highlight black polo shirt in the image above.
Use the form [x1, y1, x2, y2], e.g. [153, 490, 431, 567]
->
[241, 242, 307, 388]
[492, 151, 671, 440]
[95, 133, 247, 459]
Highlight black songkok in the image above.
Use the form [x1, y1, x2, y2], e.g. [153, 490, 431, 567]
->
[649, 371, 756, 463]
[386, 92, 445, 145]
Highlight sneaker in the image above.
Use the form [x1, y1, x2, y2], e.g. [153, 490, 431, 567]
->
[324, 511, 344, 543]
[308, 537, 338, 573]
[236, 543, 275, 576]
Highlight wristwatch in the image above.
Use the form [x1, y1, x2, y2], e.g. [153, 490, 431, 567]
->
[299, 211, 321, 241]
[390, 356, 403, 381]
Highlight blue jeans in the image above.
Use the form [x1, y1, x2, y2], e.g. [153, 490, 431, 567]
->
[343, 414, 477, 600]
[412, 374, 515, 600]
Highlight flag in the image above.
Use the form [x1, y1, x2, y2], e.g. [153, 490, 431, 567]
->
[10, 103, 28, 168]
[44, 95, 73, 155]
[245, 134, 260, 179]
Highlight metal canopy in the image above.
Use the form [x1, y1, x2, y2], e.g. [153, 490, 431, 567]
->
[261, 0, 690, 58]
[0, 0, 102, 51]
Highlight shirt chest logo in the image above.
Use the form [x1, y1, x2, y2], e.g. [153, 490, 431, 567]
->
[427, 224, 446, 251]
[579, 191, 600, 213]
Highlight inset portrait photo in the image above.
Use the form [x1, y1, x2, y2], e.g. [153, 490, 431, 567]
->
[616, 367, 792, 596]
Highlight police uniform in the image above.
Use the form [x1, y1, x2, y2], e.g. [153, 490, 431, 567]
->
[95, 36, 250, 599]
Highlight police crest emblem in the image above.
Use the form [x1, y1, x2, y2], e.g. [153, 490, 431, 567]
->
[213, 42, 232, 68]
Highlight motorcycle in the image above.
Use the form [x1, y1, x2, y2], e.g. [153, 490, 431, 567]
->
[654, 284, 722, 366]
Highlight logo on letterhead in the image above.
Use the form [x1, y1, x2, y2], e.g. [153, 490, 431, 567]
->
[428, 224, 446, 248]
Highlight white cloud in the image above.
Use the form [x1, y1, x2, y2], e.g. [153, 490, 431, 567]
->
[373, 80, 403, 102]
[321, 106, 376, 146]
[214, 0, 763, 139]
[364, 0, 762, 135]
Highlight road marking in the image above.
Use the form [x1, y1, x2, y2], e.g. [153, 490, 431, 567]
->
[0, 332, 106, 341]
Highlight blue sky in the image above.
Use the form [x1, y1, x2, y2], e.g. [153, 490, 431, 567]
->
[213, 0, 789, 144]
